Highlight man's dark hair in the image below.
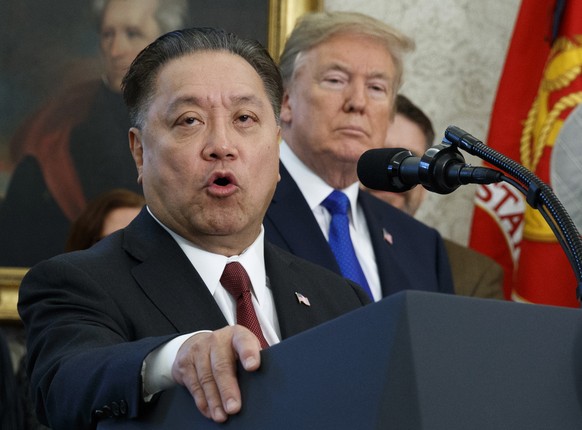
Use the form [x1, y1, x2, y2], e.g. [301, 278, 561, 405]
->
[122, 27, 283, 127]
[395, 94, 435, 149]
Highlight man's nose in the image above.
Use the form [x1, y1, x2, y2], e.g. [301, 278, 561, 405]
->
[343, 83, 367, 113]
[202, 123, 238, 160]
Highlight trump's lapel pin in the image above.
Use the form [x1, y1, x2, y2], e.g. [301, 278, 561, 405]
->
[383, 228, 394, 245]
[295, 292, 311, 306]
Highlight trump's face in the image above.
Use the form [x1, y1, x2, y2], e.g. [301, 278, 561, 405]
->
[129, 51, 281, 255]
[280, 32, 396, 187]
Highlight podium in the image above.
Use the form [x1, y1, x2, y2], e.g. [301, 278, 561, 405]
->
[100, 291, 582, 429]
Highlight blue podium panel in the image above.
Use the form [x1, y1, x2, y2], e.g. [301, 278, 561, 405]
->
[100, 291, 582, 429]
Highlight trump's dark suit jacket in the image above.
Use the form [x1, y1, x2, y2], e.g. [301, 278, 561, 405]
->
[265, 164, 454, 297]
[18, 209, 369, 430]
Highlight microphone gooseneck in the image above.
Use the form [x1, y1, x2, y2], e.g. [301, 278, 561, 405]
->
[359, 124, 582, 301]
[443, 125, 582, 301]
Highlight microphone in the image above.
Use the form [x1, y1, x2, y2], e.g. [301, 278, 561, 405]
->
[357, 144, 502, 194]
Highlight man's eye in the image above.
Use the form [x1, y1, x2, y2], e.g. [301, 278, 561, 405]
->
[178, 116, 201, 125]
[126, 28, 143, 39]
[321, 76, 347, 89]
[325, 77, 344, 84]
[100, 30, 114, 40]
[236, 114, 257, 126]
[175, 115, 201, 127]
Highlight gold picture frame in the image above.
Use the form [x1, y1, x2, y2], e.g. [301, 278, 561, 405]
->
[268, 0, 323, 60]
[0, 267, 28, 321]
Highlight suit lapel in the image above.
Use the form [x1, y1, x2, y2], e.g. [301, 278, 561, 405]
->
[264, 243, 333, 339]
[358, 192, 411, 297]
[265, 163, 341, 274]
[123, 210, 227, 333]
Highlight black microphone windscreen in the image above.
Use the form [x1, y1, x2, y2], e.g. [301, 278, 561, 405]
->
[357, 148, 407, 191]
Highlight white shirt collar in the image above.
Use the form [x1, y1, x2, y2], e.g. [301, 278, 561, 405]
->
[280, 140, 361, 223]
[146, 207, 267, 304]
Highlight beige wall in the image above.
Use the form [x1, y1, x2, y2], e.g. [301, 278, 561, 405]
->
[325, 0, 521, 245]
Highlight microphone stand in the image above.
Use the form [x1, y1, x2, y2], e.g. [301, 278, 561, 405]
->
[444, 126, 582, 303]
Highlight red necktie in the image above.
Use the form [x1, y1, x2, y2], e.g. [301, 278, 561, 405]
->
[220, 262, 269, 349]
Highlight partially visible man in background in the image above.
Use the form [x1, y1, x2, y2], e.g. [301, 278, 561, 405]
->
[366, 94, 504, 299]
[265, 11, 454, 301]
[0, 0, 188, 267]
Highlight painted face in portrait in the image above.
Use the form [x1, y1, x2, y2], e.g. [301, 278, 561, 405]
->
[129, 51, 281, 255]
[100, 0, 162, 92]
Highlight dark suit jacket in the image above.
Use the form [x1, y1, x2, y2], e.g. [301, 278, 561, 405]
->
[18, 209, 369, 430]
[264, 163, 454, 297]
[443, 239, 504, 299]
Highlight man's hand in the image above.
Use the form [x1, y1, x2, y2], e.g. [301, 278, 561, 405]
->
[171, 325, 262, 422]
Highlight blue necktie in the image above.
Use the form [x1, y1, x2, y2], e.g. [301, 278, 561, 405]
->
[321, 190, 373, 299]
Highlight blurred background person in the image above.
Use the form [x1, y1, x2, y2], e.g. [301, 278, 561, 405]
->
[365, 94, 504, 299]
[265, 11, 454, 301]
[65, 188, 145, 251]
[0, 0, 188, 268]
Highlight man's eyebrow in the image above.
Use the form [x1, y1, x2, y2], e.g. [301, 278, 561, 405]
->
[165, 95, 201, 116]
[319, 62, 350, 76]
[322, 62, 390, 81]
[229, 94, 267, 109]
[165, 94, 266, 114]
[328, 63, 348, 72]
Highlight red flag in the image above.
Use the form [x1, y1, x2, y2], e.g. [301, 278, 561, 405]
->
[469, 0, 582, 307]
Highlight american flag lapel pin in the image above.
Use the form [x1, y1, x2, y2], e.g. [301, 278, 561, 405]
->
[383, 228, 394, 245]
[295, 292, 311, 306]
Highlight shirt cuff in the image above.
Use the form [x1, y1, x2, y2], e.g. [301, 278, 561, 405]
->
[142, 330, 212, 401]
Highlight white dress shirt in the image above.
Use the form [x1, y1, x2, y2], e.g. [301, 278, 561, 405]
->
[279, 141, 381, 301]
[143, 208, 281, 397]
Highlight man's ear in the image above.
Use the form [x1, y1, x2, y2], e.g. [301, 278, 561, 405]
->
[276, 126, 281, 182]
[129, 127, 144, 185]
[280, 90, 292, 124]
